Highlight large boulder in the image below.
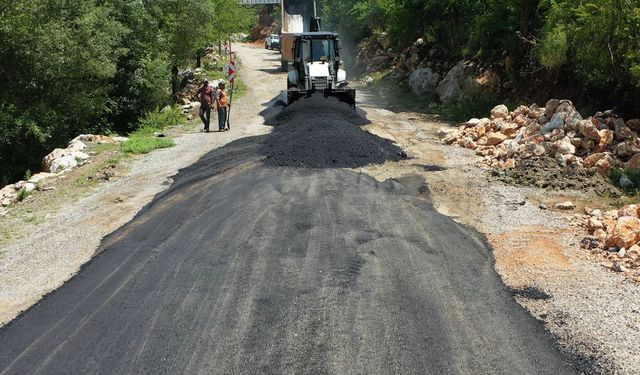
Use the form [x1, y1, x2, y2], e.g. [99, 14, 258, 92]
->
[619, 205, 640, 218]
[50, 155, 78, 173]
[484, 132, 508, 146]
[606, 216, 640, 248]
[544, 99, 560, 117]
[579, 119, 601, 140]
[595, 154, 615, 175]
[42, 148, 68, 172]
[67, 139, 87, 152]
[0, 185, 16, 202]
[614, 141, 640, 158]
[595, 129, 614, 152]
[541, 112, 565, 134]
[408, 68, 441, 96]
[625, 153, 640, 169]
[583, 152, 606, 168]
[28, 172, 56, 185]
[490, 105, 509, 119]
[436, 61, 476, 104]
[498, 122, 519, 137]
[554, 137, 576, 155]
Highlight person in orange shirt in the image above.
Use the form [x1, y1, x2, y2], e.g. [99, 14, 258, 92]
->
[216, 81, 230, 132]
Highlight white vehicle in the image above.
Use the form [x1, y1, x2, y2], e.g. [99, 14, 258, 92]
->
[286, 31, 355, 107]
[265, 34, 280, 50]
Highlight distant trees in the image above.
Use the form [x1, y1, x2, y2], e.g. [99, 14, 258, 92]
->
[0, 0, 253, 184]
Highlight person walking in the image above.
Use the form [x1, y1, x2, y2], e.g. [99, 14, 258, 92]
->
[216, 81, 230, 132]
[196, 79, 214, 132]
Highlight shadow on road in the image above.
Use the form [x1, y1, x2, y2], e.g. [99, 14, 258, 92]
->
[257, 67, 284, 74]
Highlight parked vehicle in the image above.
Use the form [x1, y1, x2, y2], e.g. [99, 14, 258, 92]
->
[265, 34, 280, 50]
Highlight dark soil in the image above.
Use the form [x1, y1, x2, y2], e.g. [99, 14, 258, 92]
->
[509, 286, 552, 301]
[490, 157, 622, 197]
[262, 95, 405, 168]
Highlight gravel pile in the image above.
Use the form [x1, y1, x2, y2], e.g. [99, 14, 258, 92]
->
[490, 157, 622, 196]
[438, 100, 640, 193]
[262, 95, 405, 168]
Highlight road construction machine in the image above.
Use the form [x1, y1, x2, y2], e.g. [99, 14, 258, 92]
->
[280, 0, 355, 107]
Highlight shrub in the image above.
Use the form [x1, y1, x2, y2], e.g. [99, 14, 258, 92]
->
[16, 188, 30, 202]
[121, 135, 175, 154]
[137, 107, 184, 131]
[610, 168, 640, 192]
[537, 26, 568, 69]
[436, 88, 500, 122]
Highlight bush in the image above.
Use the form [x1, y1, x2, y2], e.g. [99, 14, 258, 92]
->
[16, 188, 31, 202]
[137, 107, 184, 131]
[435, 88, 501, 122]
[537, 26, 568, 69]
[121, 135, 175, 154]
[610, 168, 640, 192]
[120, 107, 181, 154]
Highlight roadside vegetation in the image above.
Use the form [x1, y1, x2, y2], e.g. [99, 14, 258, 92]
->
[121, 108, 182, 154]
[323, 0, 640, 117]
[0, 0, 256, 185]
[610, 168, 640, 193]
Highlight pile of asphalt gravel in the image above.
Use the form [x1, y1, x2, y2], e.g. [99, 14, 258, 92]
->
[262, 95, 405, 168]
[490, 157, 622, 196]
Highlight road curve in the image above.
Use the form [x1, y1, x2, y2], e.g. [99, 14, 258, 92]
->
[0, 46, 580, 374]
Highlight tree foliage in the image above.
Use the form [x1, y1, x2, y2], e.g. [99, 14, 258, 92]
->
[0, 0, 253, 184]
[322, 0, 640, 111]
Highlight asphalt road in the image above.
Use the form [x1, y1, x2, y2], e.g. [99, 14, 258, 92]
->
[0, 50, 580, 374]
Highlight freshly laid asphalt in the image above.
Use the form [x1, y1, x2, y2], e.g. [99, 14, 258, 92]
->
[0, 96, 581, 374]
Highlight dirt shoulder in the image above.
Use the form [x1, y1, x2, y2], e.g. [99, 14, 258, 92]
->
[0, 44, 276, 326]
[355, 94, 640, 374]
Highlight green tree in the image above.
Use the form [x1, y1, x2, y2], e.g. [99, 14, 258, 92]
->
[0, 0, 126, 182]
[0, 0, 254, 183]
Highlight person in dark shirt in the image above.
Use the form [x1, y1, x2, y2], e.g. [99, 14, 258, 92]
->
[196, 79, 214, 132]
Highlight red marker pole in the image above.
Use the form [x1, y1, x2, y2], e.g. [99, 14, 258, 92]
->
[226, 42, 235, 130]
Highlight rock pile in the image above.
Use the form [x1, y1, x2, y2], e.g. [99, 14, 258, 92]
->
[355, 35, 502, 104]
[582, 206, 640, 280]
[355, 33, 397, 74]
[0, 134, 127, 207]
[439, 100, 640, 178]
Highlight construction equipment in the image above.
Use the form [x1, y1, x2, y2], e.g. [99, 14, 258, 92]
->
[280, 0, 355, 107]
[279, 0, 314, 71]
[285, 29, 356, 107]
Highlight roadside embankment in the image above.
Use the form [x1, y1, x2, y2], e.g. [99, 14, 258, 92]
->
[354, 86, 640, 375]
